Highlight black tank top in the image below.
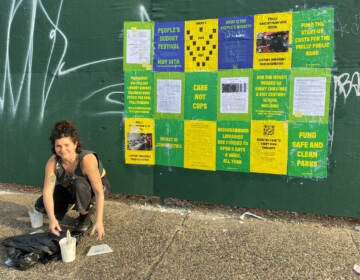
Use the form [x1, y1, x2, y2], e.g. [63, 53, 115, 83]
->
[55, 150, 104, 187]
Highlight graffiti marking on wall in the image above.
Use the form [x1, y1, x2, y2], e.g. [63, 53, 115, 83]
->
[335, 13, 360, 38]
[1, 1, 150, 123]
[333, 72, 360, 101]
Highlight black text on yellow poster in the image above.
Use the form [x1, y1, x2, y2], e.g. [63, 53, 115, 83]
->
[125, 118, 155, 165]
[250, 120, 288, 175]
[184, 19, 218, 72]
[184, 120, 216, 171]
[254, 12, 292, 69]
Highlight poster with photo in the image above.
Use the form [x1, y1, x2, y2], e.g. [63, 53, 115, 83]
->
[292, 8, 334, 68]
[123, 21, 154, 71]
[155, 119, 184, 167]
[218, 15, 254, 69]
[216, 120, 250, 172]
[154, 21, 184, 72]
[184, 120, 216, 171]
[288, 122, 328, 178]
[253, 12, 292, 69]
[250, 120, 288, 175]
[125, 118, 155, 165]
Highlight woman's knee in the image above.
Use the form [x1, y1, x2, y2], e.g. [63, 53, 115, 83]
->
[72, 177, 92, 192]
[34, 196, 46, 214]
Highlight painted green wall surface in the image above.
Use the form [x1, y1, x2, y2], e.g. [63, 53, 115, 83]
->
[1, 0, 360, 218]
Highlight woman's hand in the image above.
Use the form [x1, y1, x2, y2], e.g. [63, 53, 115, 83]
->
[49, 218, 62, 236]
[91, 222, 105, 240]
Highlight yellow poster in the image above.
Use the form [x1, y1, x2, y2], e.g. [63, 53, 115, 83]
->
[184, 120, 216, 171]
[250, 120, 288, 175]
[253, 12, 292, 69]
[184, 19, 218, 72]
[125, 118, 155, 165]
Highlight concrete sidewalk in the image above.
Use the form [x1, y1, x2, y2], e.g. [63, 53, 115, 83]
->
[1, 190, 360, 279]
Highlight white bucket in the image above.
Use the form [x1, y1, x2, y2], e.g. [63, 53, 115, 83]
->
[28, 208, 43, 228]
[59, 235, 76, 263]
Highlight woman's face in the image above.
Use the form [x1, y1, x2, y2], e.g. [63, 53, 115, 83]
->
[54, 137, 78, 160]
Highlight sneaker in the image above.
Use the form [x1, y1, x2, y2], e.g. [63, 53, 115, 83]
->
[75, 205, 95, 232]
[76, 213, 92, 232]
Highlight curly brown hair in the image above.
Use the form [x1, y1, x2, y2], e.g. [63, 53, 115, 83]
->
[50, 120, 82, 154]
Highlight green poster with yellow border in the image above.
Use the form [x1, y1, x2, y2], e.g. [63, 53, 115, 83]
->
[124, 71, 154, 118]
[184, 72, 217, 120]
[289, 68, 331, 123]
[216, 120, 250, 172]
[252, 69, 290, 121]
[288, 122, 328, 178]
[292, 8, 334, 68]
[123, 21, 154, 71]
[155, 119, 184, 167]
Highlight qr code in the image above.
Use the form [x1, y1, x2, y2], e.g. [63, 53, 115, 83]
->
[263, 125, 275, 136]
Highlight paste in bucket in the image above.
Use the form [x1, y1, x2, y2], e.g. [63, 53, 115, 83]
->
[59, 230, 76, 262]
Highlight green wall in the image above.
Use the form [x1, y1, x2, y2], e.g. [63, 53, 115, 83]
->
[1, 0, 360, 217]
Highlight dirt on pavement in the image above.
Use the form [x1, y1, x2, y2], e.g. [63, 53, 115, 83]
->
[1, 183, 360, 280]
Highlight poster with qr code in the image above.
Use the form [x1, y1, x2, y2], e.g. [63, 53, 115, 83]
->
[250, 120, 288, 175]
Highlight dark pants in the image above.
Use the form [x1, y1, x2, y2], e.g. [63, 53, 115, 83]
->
[35, 176, 110, 220]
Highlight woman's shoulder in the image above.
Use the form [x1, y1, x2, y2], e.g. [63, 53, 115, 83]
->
[45, 154, 58, 172]
[79, 150, 96, 159]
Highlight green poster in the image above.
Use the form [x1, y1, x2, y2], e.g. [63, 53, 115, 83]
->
[216, 120, 250, 172]
[292, 8, 334, 68]
[289, 68, 331, 123]
[288, 122, 328, 178]
[252, 69, 290, 121]
[124, 71, 154, 118]
[184, 72, 218, 120]
[155, 119, 184, 167]
[123, 21, 154, 71]
[154, 72, 185, 119]
[217, 69, 252, 121]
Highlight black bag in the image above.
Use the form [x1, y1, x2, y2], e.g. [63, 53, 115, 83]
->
[2, 231, 80, 270]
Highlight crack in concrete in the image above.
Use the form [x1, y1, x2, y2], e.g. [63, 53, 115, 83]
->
[142, 212, 189, 280]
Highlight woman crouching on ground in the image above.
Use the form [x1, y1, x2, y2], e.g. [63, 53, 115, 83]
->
[34, 120, 110, 240]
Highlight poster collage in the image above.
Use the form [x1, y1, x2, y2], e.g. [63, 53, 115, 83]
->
[123, 8, 334, 178]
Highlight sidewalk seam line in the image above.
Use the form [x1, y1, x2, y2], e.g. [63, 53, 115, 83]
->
[142, 212, 189, 280]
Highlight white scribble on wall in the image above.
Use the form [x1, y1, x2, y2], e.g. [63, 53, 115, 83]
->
[333, 72, 360, 101]
[329, 71, 360, 151]
[139, 5, 151, 22]
[1, 1, 149, 123]
[335, 13, 360, 38]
